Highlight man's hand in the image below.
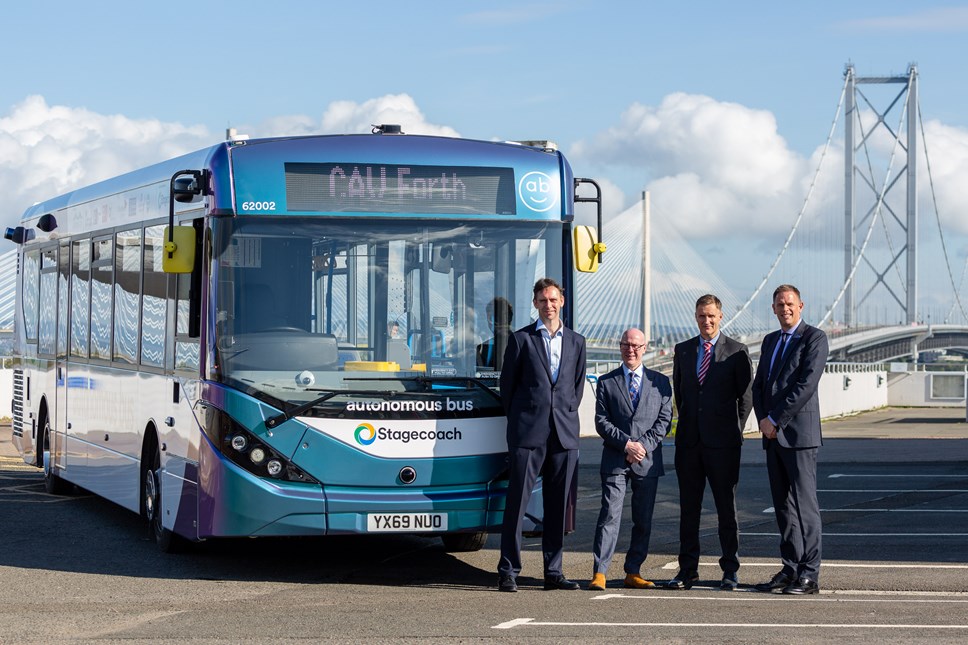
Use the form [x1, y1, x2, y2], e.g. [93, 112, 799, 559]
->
[759, 417, 778, 440]
[625, 440, 646, 463]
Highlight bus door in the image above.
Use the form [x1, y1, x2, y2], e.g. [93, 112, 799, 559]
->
[53, 242, 70, 473]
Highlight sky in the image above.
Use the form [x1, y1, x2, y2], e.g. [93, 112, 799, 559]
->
[2, 0, 968, 321]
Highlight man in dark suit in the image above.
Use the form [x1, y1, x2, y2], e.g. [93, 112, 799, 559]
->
[497, 277, 586, 592]
[588, 328, 671, 591]
[668, 294, 753, 591]
[477, 297, 513, 369]
[752, 284, 829, 595]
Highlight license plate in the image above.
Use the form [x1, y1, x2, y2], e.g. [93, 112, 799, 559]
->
[367, 513, 448, 532]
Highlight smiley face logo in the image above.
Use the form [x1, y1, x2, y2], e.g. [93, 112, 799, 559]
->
[518, 171, 559, 213]
[354, 423, 376, 445]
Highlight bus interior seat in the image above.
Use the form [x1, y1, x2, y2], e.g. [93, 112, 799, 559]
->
[387, 339, 412, 369]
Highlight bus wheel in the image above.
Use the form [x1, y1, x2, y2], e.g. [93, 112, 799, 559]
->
[143, 446, 185, 553]
[42, 420, 72, 495]
[441, 531, 488, 552]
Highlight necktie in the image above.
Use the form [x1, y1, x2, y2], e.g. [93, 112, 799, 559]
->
[698, 340, 712, 385]
[629, 372, 640, 411]
[769, 333, 789, 379]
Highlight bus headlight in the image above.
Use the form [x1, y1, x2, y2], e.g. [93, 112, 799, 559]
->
[199, 407, 319, 485]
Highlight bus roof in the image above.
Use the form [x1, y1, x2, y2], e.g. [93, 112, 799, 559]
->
[20, 133, 574, 228]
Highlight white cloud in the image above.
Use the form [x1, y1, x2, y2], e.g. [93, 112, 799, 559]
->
[838, 7, 968, 32]
[0, 93, 460, 231]
[318, 94, 460, 137]
[569, 93, 968, 245]
[238, 94, 461, 139]
[570, 92, 810, 238]
[0, 95, 213, 229]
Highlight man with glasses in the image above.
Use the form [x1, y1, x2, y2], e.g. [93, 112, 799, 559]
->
[588, 328, 672, 591]
[668, 294, 753, 591]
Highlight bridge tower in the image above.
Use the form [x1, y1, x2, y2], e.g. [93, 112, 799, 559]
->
[844, 64, 919, 326]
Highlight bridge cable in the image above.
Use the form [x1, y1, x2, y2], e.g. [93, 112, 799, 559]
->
[916, 100, 968, 324]
[724, 74, 849, 331]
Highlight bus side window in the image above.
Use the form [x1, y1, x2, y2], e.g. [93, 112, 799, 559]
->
[22, 250, 40, 343]
[173, 219, 203, 371]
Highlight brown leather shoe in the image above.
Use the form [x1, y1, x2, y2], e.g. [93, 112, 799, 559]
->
[588, 573, 606, 591]
[624, 573, 656, 589]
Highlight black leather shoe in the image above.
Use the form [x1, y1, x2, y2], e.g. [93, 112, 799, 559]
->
[498, 575, 517, 592]
[544, 575, 580, 590]
[754, 571, 793, 593]
[782, 576, 819, 595]
[720, 571, 738, 591]
[666, 572, 699, 590]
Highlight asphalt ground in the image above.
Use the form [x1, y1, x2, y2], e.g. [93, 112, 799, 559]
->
[1, 407, 967, 643]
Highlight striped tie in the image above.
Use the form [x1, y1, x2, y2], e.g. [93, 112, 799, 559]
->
[629, 372, 640, 410]
[698, 340, 712, 385]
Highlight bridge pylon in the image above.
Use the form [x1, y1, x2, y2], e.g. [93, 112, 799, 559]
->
[843, 63, 919, 327]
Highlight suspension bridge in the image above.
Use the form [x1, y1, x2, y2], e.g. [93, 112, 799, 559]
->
[576, 63, 968, 367]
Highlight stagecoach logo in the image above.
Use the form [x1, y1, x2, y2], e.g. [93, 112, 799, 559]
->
[354, 423, 377, 445]
[518, 171, 558, 213]
[354, 422, 463, 446]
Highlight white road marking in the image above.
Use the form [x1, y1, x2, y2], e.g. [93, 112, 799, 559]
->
[589, 592, 968, 602]
[742, 531, 968, 537]
[829, 474, 966, 478]
[818, 489, 968, 493]
[493, 618, 968, 629]
[660, 561, 968, 570]
[762, 507, 968, 514]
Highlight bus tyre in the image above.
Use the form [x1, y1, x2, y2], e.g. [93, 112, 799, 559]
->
[440, 531, 488, 552]
[143, 445, 185, 553]
[42, 421, 72, 495]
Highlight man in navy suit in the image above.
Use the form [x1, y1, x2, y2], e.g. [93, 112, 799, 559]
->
[497, 277, 586, 592]
[752, 284, 829, 595]
[588, 328, 671, 591]
[668, 294, 752, 591]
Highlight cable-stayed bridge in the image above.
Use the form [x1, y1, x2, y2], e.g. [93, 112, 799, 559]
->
[576, 64, 968, 368]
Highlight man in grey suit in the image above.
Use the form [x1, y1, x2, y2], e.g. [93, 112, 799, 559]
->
[497, 277, 586, 592]
[668, 294, 752, 591]
[752, 284, 829, 595]
[588, 328, 672, 591]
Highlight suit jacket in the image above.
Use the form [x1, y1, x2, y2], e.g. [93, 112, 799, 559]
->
[595, 366, 672, 477]
[500, 321, 587, 450]
[672, 334, 753, 449]
[752, 320, 829, 449]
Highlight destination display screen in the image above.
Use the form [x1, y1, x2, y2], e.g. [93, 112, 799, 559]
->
[284, 162, 516, 215]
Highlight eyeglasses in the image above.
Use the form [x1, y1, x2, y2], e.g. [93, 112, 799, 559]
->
[619, 342, 645, 352]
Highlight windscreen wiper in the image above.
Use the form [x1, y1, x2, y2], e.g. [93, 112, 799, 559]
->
[264, 387, 403, 428]
[265, 391, 341, 428]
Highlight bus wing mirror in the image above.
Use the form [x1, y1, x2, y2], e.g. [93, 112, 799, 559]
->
[573, 226, 604, 273]
[173, 175, 203, 203]
[162, 226, 196, 273]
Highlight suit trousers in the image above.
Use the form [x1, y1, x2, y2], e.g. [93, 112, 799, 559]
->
[766, 440, 822, 580]
[674, 443, 741, 575]
[498, 428, 579, 578]
[592, 470, 659, 575]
